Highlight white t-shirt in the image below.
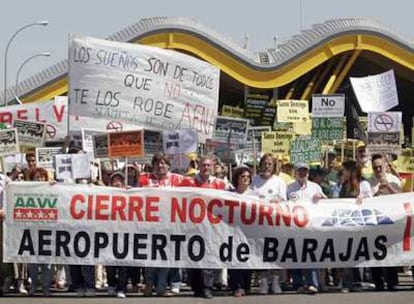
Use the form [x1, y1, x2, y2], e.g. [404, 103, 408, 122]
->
[250, 174, 287, 202]
[286, 180, 324, 203]
[368, 173, 401, 195]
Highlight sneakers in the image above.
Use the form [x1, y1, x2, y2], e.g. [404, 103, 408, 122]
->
[18, 282, 28, 295]
[270, 276, 282, 294]
[307, 285, 318, 294]
[171, 287, 180, 294]
[116, 291, 126, 298]
[107, 286, 116, 296]
[201, 289, 213, 299]
[233, 288, 245, 297]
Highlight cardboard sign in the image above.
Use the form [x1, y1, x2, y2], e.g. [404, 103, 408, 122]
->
[35, 147, 62, 170]
[162, 128, 198, 155]
[108, 130, 144, 158]
[277, 100, 309, 123]
[350, 69, 399, 113]
[68, 34, 220, 143]
[13, 120, 46, 148]
[0, 129, 19, 156]
[312, 94, 345, 117]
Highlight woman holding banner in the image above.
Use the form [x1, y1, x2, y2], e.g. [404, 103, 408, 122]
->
[139, 153, 184, 297]
[228, 166, 256, 297]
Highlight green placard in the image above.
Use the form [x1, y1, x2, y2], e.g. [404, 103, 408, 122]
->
[290, 137, 321, 164]
[312, 117, 343, 140]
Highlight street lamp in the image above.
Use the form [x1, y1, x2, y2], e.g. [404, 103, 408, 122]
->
[3, 20, 49, 106]
[15, 52, 51, 99]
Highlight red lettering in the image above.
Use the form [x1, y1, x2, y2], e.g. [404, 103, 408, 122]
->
[95, 195, 110, 220]
[146, 196, 159, 222]
[35, 108, 46, 122]
[111, 195, 126, 220]
[207, 199, 222, 224]
[292, 205, 309, 228]
[241, 201, 257, 225]
[403, 202, 412, 251]
[0, 112, 12, 124]
[224, 199, 239, 224]
[128, 196, 144, 221]
[275, 204, 292, 226]
[258, 204, 273, 225]
[87, 195, 93, 219]
[70, 194, 85, 219]
[171, 197, 187, 222]
[16, 109, 28, 120]
[53, 105, 65, 122]
[189, 197, 206, 224]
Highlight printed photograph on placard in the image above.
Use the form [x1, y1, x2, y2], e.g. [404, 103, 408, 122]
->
[0, 129, 19, 156]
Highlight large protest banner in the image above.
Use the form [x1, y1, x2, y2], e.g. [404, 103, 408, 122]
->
[69, 34, 220, 143]
[0, 99, 68, 142]
[5, 183, 414, 268]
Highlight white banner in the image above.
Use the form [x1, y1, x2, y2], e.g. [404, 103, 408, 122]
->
[4, 183, 414, 268]
[368, 112, 402, 133]
[350, 69, 399, 113]
[68, 34, 220, 143]
[0, 99, 68, 142]
[311, 94, 345, 117]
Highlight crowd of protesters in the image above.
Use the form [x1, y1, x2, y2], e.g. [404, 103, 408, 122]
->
[0, 141, 413, 299]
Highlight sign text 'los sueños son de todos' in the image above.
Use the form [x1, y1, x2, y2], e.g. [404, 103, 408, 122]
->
[68, 34, 220, 143]
[5, 183, 414, 269]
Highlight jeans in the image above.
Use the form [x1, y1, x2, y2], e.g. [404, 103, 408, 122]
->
[292, 269, 319, 289]
[145, 267, 170, 294]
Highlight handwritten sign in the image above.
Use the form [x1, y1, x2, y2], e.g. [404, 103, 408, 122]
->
[350, 69, 399, 113]
[68, 34, 220, 143]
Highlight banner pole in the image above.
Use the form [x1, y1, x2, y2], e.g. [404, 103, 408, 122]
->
[124, 156, 128, 186]
[252, 130, 257, 176]
[352, 140, 356, 160]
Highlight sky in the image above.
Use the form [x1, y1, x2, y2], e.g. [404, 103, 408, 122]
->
[0, 0, 413, 93]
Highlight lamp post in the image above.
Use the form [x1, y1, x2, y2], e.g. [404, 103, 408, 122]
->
[15, 52, 51, 99]
[3, 21, 49, 106]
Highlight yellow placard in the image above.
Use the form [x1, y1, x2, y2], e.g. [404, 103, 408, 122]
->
[261, 131, 294, 157]
[397, 154, 414, 173]
[221, 105, 244, 118]
[277, 99, 309, 123]
[293, 114, 312, 135]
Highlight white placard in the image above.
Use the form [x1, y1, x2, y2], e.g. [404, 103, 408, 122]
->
[311, 94, 345, 117]
[368, 112, 402, 133]
[162, 128, 198, 155]
[69, 34, 220, 143]
[55, 154, 91, 180]
[0, 129, 19, 156]
[350, 69, 399, 113]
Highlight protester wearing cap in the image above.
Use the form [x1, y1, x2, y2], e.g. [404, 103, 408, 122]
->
[287, 161, 326, 294]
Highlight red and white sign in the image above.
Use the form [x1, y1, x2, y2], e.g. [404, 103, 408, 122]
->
[368, 112, 402, 133]
[0, 99, 68, 141]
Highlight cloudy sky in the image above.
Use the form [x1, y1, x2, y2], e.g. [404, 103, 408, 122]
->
[0, 0, 412, 90]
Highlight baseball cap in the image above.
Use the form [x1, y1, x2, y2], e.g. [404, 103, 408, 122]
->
[295, 162, 310, 170]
